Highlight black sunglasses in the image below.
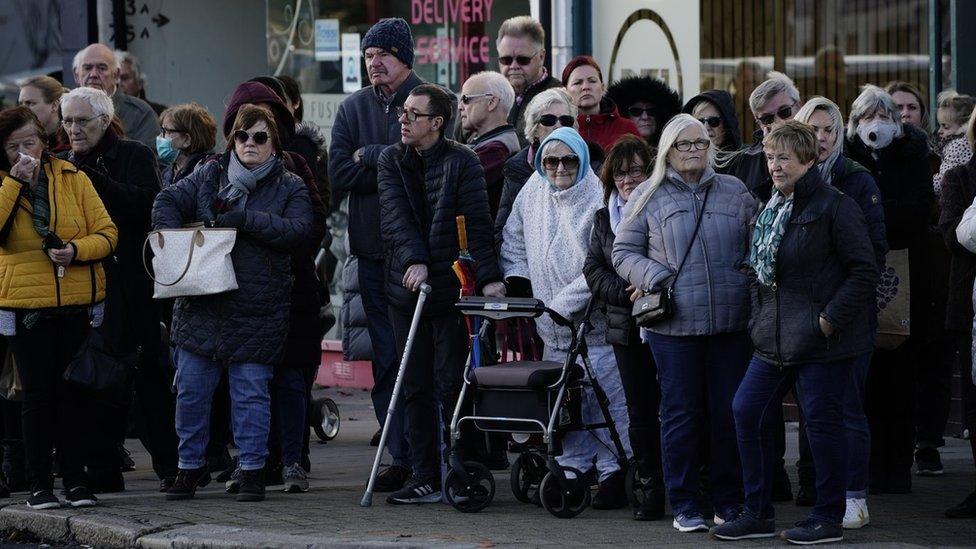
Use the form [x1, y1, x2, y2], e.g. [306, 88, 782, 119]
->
[756, 104, 795, 126]
[542, 154, 580, 171]
[538, 114, 575, 128]
[460, 93, 493, 105]
[233, 130, 269, 145]
[627, 106, 658, 118]
[698, 116, 722, 128]
[499, 53, 537, 66]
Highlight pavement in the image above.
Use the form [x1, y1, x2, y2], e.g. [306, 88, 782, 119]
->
[1, 388, 975, 548]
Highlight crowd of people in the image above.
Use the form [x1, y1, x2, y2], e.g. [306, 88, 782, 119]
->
[0, 12, 973, 546]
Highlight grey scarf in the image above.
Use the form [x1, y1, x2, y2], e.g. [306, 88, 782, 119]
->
[220, 152, 278, 211]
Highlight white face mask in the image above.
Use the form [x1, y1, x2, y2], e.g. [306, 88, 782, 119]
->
[857, 119, 898, 150]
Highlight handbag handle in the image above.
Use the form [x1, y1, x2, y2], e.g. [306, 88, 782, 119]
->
[663, 185, 712, 293]
[142, 229, 204, 287]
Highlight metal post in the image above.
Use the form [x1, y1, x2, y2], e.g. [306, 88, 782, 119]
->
[951, 0, 976, 94]
[571, 0, 591, 56]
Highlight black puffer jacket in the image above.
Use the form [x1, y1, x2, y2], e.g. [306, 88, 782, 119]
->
[731, 130, 772, 202]
[583, 207, 637, 346]
[151, 153, 312, 365]
[495, 146, 534, 247]
[750, 169, 878, 366]
[377, 138, 502, 315]
[939, 156, 976, 333]
[61, 132, 160, 356]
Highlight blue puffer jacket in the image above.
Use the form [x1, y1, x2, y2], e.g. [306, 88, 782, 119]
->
[152, 152, 312, 365]
[613, 168, 758, 336]
[829, 155, 888, 268]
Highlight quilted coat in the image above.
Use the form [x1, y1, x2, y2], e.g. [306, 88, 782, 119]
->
[151, 152, 312, 365]
[0, 156, 117, 309]
[377, 138, 502, 315]
[612, 168, 758, 337]
[583, 205, 639, 346]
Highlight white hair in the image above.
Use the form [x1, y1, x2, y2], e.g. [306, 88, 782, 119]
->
[749, 71, 800, 115]
[466, 71, 516, 113]
[115, 50, 145, 81]
[847, 84, 903, 140]
[61, 87, 115, 119]
[626, 114, 713, 221]
[72, 43, 119, 73]
[794, 97, 845, 182]
[522, 87, 577, 141]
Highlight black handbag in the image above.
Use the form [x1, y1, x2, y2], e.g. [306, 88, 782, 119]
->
[63, 328, 136, 408]
[632, 185, 711, 327]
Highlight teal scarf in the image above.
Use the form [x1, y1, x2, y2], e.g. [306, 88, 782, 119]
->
[749, 192, 795, 286]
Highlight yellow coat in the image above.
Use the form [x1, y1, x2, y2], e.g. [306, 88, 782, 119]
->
[0, 156, 118, 309]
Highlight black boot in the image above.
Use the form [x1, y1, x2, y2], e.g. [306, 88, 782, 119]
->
[237, 469, 266, 502]
[634, 474, 665, 521]
[1, 439, 27, 492]
[165, 467, 211, 500]
[592, 470, 628, 510]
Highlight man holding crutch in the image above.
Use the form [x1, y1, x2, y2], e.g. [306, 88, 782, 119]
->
[377, 84, 506, 504]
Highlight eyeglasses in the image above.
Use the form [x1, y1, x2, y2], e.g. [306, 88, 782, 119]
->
[627, 106, 657, 118]
[672, 139, 711, 152]
[460, 93, 493, 105]
[499, 52, 539, 66]
[542, 154, 580, 171]
[612, 165, 646, 181]
[756, 104, 795, 126]
[61, 115, 105, 128]
[233, 130, 269, 145]
[396, 106, 440, 122]
[160, 127, 186, 138]
[698, 116, 722, 128]
[538, 114, 575, 128]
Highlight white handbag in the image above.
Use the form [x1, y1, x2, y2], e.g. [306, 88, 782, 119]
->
[143, 227, 239, 299]
[956, 199, 976, 255]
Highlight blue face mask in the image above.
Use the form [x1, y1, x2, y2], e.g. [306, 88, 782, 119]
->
[156, 135, 180, 164]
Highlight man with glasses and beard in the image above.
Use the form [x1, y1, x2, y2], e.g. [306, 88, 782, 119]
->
[378, 84, 506, 504]
[496, 16, 562, 145]
[329, 18, 456, 495]
[731, 72, 801, 203]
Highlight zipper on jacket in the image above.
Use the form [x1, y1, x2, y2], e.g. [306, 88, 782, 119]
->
[772, 282, 784, 368]
[693, 191, 716, 333]
[50, 164, 62, 307]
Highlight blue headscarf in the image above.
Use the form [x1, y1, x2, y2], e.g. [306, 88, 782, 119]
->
[534, 127, 590, 185]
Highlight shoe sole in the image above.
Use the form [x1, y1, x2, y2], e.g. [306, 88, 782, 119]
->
[69, 499, 97, 508]
[387, 493, 443, 505]
[916, 470, 944, 476]
[673, 520, 709, 533]
[27, 501, 61, 510]
[712, 532, 776, 540]
[782, 535, 844, 545]
[842, 520, 869, 529]
[283, 483, 309, 493]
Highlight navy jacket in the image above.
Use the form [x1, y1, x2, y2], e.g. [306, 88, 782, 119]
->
[152, 153, 312, 365]
[749, 169, 878, 366]
[830, 156, 888, 267]
[377, 138, 502, 315]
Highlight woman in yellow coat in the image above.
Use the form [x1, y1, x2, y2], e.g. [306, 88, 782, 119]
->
[0, 106, 117, 509]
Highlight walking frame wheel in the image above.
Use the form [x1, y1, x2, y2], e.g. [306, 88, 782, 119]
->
[312, 397, 340, 442]
[510, 451, 547, 504]
[445, 461, 495, 513]
[539, 465, 590, 518]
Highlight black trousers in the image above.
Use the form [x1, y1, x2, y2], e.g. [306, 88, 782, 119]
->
[866, 341, 918, 491]
[390, 307, 468, 480]
[9, 311, 90, 491]
[914, 337, 958, 450]
[612, 341, 662, 479]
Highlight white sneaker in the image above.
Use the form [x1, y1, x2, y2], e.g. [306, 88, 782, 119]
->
[842, 497, 870, 529]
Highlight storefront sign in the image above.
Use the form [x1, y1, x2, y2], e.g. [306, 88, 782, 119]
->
[342, 33, 362, 93]
[315, 19, 340, 61]
[410, 0, 498, 65]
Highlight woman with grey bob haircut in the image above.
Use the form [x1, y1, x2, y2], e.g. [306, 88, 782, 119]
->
[613, 113, 757, 532]
[846, 85, 904, 147]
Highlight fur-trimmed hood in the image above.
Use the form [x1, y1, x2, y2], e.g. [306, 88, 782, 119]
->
[605, 76, 682, 146]
[296, 121, 327, 155]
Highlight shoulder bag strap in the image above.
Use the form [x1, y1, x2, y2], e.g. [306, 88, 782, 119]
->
[667, 184, 712, 292]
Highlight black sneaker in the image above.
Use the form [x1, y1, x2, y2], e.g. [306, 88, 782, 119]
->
[159, 476, 176, 493]
[915, 447, 944, 476]
[165, 467, 211, 500]
[64, 486, 97, 508]
[237, 469, 265, 502]
[374, 465, 411, 493]
[780, 518, 843, 545]
[710, 513, 776, 540]
[946, 490, 976, 518]
[224, 465, 243, 494]
[634, 477, 665, 521]
[369, 428, 382, 447]
[26, 490, 60, 509]
[795, 484, 816, 507]
[386, 476, 442, 504]
[592, 470, 627, 510]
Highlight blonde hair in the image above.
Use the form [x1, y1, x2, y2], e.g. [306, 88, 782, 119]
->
[626, 114, 713, 221]
[763, 120, 819, 164]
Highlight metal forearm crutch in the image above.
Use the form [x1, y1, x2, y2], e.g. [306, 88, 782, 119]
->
[360, 283, 432, 507]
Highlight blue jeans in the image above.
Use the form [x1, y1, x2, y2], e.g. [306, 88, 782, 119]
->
[734, 356, 851, 524]
[273, 367, 313, 466]
[644, 331, 751, 517]
[174, 348, 273, 471]
[358, 256, 409, 468]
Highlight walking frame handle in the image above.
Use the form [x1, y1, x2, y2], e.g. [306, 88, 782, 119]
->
[361, 283, 432, 506]
[456, 215, 467, 250]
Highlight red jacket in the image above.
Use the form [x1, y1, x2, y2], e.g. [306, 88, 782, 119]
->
[577, 97, 640, 153]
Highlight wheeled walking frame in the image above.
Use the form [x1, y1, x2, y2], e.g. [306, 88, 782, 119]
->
[443, 296, 629, 518]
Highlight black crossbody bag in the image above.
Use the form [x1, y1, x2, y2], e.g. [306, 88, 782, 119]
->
[632, 185, 711, 327]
